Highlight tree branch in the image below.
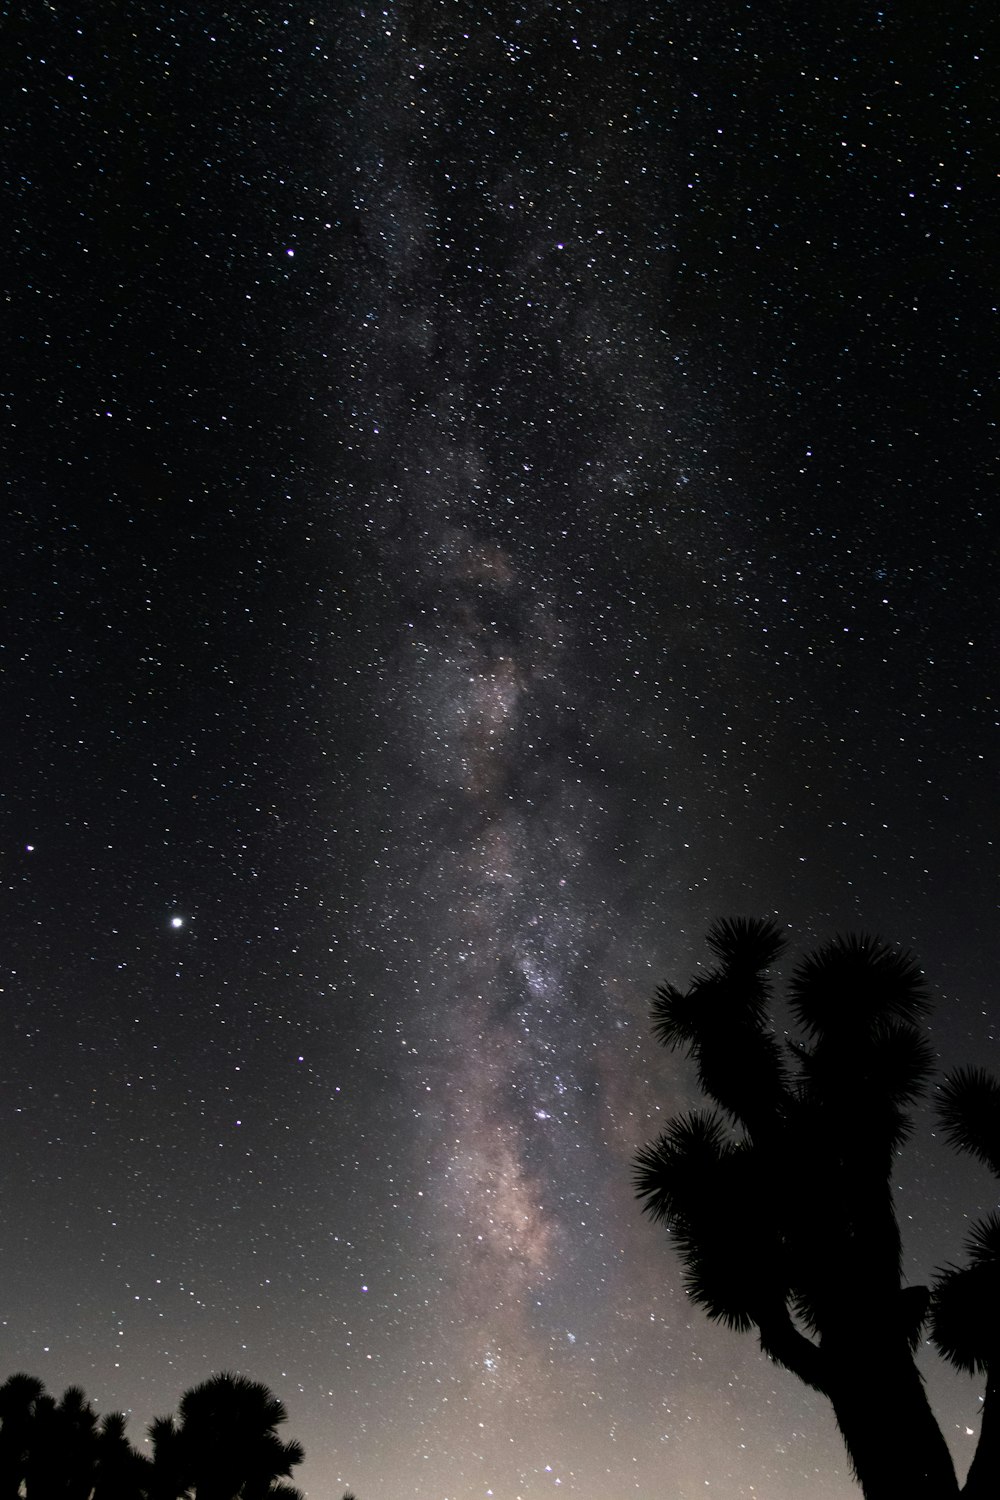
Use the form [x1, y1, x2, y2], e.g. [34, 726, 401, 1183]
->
[756, 1302, 827, 1393]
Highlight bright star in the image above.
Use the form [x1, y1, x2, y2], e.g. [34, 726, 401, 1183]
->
[170, 915, 185, 929]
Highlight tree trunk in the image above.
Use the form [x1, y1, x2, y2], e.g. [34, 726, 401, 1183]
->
[962, 1369, 1000, 1499]
[826, 1352, 960, 1500]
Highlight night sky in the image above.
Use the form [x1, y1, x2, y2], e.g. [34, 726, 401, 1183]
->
[3, 2, 998, 1498]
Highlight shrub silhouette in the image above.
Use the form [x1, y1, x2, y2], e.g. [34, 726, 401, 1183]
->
[0, 1374, 317, 1500]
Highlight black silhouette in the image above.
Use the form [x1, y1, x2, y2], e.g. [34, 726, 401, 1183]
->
[150, 1375, 303, 1500]
[635, 917, 1000, 1499]
[93, 1412, 153, 1500]
[0, 1375, 45, 1500]
[0, 1374, 317, 1500]
[26, 1385, 100, 1500]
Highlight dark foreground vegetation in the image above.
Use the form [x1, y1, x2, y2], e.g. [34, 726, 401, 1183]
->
[636, 918, 1000, 1499]
[0, 1371, 356, 1500]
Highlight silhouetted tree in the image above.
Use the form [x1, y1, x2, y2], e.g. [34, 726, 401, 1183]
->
[24, 1386, 99, 1500]
[147, 1414, 184, 1500]
[635, 917, 1000, 1500]
[1, 1373, 306, 1500]
[93, 1412, 153, 1500]
[151, 1374, 304, 1500]
[0, 1374, 45, 1500]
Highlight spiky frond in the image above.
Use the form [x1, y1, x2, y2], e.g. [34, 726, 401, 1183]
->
[650, 981, 700, 1052]
[704, 916, 787, 972]
[276, 1439, 305, 1471]
[651, 921, 791, 1130]
[98, 1412, 128, 1441]
[634, 1110, 732, 1227]
[0, 1373, 45, 1405]
[937, 1067, 1000, 1177]
[635, 1112, 785, 1331]
[966, 1210, 1000, 1266]
[929, 1214, 1000, 1374]
[652, 919, 785, 1053]
[930, 1264, 998, 1374]
[178, 1373, 288, 1431]
[58, 1386, 95, 1422]
[788, 933, 928, 1038]
[148, 1415, 177, 1444]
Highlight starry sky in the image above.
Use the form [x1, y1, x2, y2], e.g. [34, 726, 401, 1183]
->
[3, 2, 998, 1498]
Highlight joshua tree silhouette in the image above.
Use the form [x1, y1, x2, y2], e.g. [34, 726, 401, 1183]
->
[0, 1373, 310, 1500]
[0, 1375, 45, 1500]
[151, 1374, 304, 1500]
[635, 917, 1000, 1499]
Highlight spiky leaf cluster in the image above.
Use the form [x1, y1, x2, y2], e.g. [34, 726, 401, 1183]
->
[155, 1374, 304, 1500]
[637, 921, 936, 1355]
[650, 917, 790, 1138]
[787, 933, 929, 1038]
[930, 1068, 1000, 1375]
[635, 1110, 783, 1331]
[937, 1067, 1000, 1176]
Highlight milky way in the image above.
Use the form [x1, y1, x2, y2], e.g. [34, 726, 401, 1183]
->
[4, 2, 996, 1498]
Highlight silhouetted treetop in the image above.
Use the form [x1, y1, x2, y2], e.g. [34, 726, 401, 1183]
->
[153, 1373, 304, 1500]
[0, 1372, 312, 1500]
